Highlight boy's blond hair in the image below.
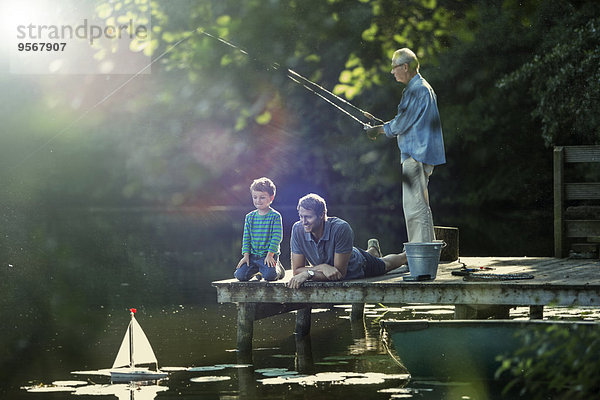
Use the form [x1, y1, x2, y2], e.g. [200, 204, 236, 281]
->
[250, 177, 276, 197]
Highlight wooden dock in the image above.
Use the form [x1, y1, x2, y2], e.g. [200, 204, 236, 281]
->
[212, 257, 600, 351]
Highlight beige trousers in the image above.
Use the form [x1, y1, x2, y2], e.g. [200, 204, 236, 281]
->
[402, 157, 435, 242]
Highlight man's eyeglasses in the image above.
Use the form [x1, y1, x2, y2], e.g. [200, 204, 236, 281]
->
[391, 63, 406, 73]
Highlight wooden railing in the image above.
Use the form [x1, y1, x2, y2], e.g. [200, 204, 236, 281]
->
[554, 145, 600, 258]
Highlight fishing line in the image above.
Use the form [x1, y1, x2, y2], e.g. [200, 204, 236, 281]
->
[197, 28, 384, 126]
[6, 34, 195, 175]
[286, 69, 384, 125]
[286, 74, 368, 126]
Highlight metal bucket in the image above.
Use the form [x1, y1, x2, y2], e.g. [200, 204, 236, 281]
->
[404, 241, 446, 280]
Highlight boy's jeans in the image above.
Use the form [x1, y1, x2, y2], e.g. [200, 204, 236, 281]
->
[235, 254, 281, 281]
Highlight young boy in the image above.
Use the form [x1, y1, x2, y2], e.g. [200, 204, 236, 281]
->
[235, 177, 285, 281]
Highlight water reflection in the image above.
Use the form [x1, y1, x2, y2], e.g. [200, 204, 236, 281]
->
[13, 303, 600, 400]
[73, 382, 168, 400]
[24, 381, 168, 400]
[294, 334, 314, 373]
[1, 209, 592, 400]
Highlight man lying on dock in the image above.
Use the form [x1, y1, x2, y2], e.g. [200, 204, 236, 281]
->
[286, 193, 409, 289]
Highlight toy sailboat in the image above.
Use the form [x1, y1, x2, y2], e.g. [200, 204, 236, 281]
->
[110, 308, 168, 382]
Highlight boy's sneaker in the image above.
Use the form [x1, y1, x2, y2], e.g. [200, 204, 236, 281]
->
[251, 272, 263, 281]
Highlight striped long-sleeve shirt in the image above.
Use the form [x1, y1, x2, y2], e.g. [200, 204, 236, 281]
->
[241, 208, 283, 257]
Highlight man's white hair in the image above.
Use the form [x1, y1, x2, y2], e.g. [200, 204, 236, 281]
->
[392, 48, 419, 72]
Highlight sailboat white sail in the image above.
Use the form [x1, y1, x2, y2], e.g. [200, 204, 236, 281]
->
[110, 308, 168, 382]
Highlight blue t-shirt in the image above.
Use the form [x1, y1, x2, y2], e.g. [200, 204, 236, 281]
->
[383, 73, 446, 166]
[290, 217, 365, 280]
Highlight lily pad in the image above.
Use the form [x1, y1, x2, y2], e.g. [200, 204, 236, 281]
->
[188, 365, 226, 372]
[257, 371, 411, 386]
[314, 361, 349, 366]
[262, 370, 299, 377]
[257, 377, 291, 385]
[312, 372, 352, 382]
[270, 354, 296, 359]
[51, 380, 88, 387]
[378, 388, 412, 394]
[214, 364, 252, 369]
[24, 386, 76, 393]
[256, 368, 300, 377]
[255, 368, 289, 374]
[382, 374, 411, 380]
[190, 376, 231, 383]
[161, 366, 189, 372]
[340, 377, 386, 385]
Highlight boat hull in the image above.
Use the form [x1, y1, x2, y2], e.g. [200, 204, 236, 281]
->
[110, 368, 168, 382]
[381, 319, 599, 381]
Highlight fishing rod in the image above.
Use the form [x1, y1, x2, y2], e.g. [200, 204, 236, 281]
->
[286, 71, 370, 127]
[286, 69, 384, 125]
[197, 28, 385, 127]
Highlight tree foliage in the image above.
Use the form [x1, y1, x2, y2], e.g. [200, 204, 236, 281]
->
[2, 0, 599, 240]
[497, 323, 600, 399]
[498, 12, 600, 146]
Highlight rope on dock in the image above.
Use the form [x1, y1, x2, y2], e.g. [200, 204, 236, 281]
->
[462, 273, 535, 281]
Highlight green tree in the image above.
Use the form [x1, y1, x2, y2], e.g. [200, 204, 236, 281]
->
[498, 12, 600, 146]
[82, 0, 470, 208]
[497, 323, 600, 399]
[422, 0, 598, 213]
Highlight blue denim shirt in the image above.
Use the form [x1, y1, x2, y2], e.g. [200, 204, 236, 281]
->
[383, 73, 446, 166]
[290, 217, 365, 280]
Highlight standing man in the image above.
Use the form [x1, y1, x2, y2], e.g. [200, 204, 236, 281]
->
[286, 193, 408, 289]
[365, 48, 446, 243]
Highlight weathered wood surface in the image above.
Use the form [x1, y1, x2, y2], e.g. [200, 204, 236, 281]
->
[554, 145, 600, 257]
[434, 226, 459, 261]
[213, 257, 600, 307]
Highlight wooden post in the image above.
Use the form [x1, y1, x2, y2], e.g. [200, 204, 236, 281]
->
[236, 351, 255, 397]
[350, 303, 365, 322]
[350, 303, 366, 342]
[530, 305, 544, 319]
[237, 303, 256, 353]
[554, 147, 565, 258]
[434, 226, 459, 261]
[294, 334, 314, 373]
[295, 306, 311, 337]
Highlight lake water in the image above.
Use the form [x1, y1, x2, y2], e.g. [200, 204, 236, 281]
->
[1, 207, 593, 399]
